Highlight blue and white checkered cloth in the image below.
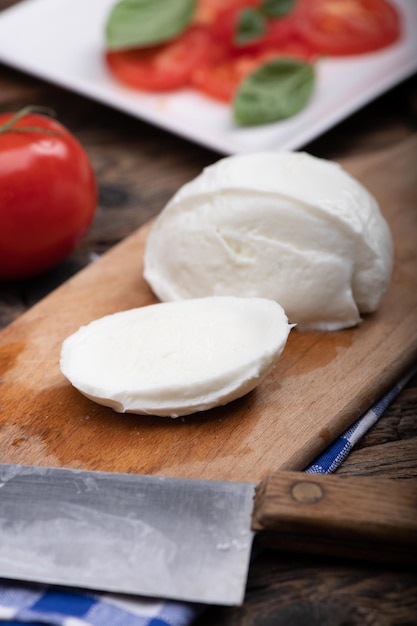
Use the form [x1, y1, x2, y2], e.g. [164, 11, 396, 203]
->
[0, 368, 414, 626]
[0, 587, 199, 626]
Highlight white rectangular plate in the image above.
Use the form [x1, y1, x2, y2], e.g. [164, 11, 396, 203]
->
[0, 0, 416, 155]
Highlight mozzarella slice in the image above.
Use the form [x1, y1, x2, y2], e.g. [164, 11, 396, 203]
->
[60, 296, 292, 418]
[143, 151, 393, 331]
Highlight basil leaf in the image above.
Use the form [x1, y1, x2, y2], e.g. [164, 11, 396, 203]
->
[105, 0, 196, 50]
[236, 8, 267, 45]
[261, 0, 296, 18]
[233, 58, 315, 126]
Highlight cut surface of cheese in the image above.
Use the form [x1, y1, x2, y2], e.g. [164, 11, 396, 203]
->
[60, 296, 292, 418]
[143, 151, 393, 331]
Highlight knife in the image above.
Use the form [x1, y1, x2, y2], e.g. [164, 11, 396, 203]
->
[0, 463, 416, 606]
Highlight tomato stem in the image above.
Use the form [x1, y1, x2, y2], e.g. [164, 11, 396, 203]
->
[0, 105, 60, 136]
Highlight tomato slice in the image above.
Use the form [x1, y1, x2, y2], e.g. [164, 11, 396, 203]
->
[260, 11, 300, 48]
[208, 0, 263, 53]
[106, 0, 401, 104]
[294, 0, 401, 56]
[192, 47, 307, 103]
[194, 0, 233, 25]
[194, 0, 259, 28]
[259, 14, 319, 62]
[106, 26, 213, 92]
[192, 0, 310, 102]
[191, 45, 261, 103]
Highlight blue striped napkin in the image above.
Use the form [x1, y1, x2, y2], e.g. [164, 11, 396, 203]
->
[306, 369, 415, 474]
[0, 369, 414, 626]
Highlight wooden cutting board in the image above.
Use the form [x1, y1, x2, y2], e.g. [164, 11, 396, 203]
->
[1, 138, 416, 482]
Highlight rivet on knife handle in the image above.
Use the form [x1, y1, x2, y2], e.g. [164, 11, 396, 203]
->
[252, 472, 417, 565]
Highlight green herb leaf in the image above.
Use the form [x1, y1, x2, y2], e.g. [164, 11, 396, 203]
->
[233, 58, 315, 126]
[236, 8, 267, 45]
[260, 0, 296, 18]
[105, 0, 196, 50]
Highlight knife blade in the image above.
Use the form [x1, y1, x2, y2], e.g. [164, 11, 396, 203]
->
[0, 463, 416, 606]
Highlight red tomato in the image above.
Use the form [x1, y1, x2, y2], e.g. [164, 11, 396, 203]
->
[194, 0, 258, 27]
[203, 0, 318, 64]
[104, 0, 401, 105]
[208, 0, 262, 53]
[192, 48, 281, 102]
[192, 37, 316, 103]
[191, 0, 318, 102]
[260, 10, 317, 59]
[294, 0, 401, 56]
[0, 110, 97, 280]
[106, 26, 213, 92]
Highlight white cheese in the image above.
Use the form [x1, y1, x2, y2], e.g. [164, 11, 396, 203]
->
[60, 296, 292, 418]
[143, 151, 393, 331]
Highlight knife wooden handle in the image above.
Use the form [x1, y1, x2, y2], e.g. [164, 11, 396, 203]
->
[252, 472, 417, 565]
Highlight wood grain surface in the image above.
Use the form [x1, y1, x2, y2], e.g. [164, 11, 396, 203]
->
[253, 472, 417, 564]
[0, 0, 417, 622]
[0, 138, 416, 482]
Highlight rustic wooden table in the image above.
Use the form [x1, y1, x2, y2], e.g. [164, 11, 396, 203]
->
[0, 0, 416, 623]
